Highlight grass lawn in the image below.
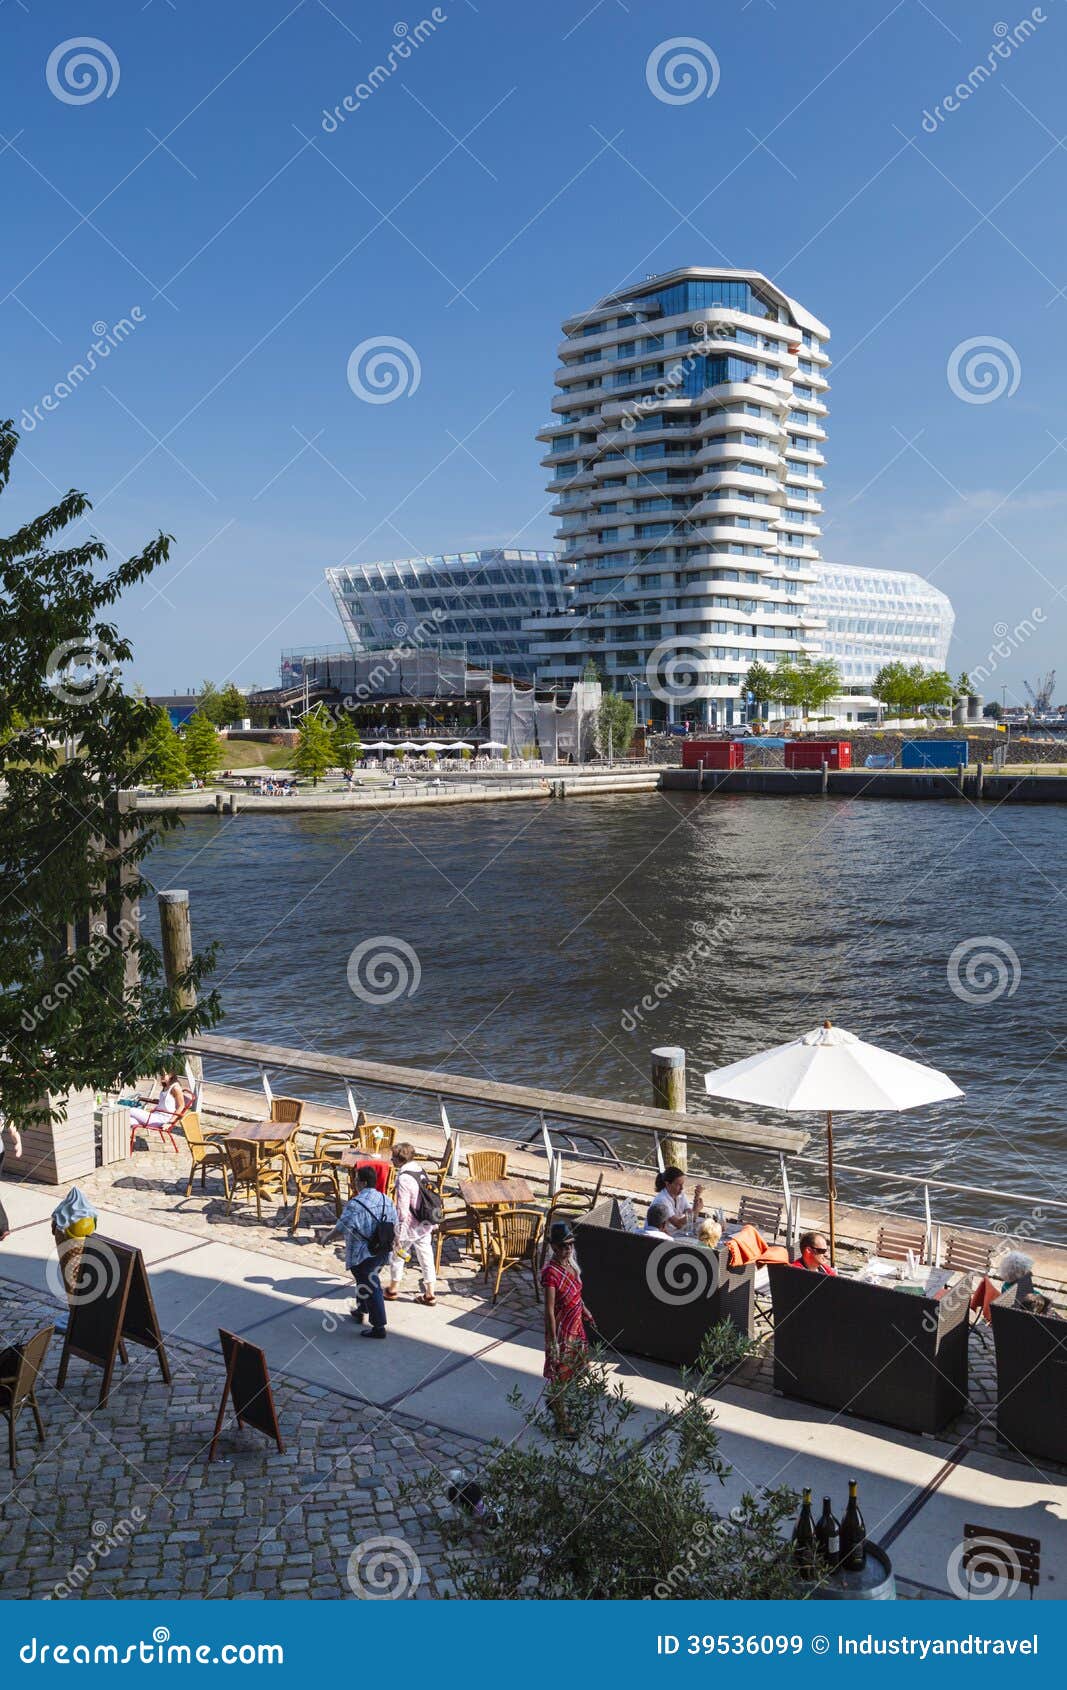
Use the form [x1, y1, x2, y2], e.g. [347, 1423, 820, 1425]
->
[218, 740, 295, 770]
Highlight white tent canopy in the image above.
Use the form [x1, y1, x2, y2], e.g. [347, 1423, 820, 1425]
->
[704, 1022, 963, 1262]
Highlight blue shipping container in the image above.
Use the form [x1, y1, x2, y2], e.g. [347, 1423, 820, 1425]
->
[901, 740, 969, 769]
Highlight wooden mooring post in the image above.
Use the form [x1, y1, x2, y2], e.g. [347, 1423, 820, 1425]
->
[158, 890, 201, 1081]
[651, 1045, 687, 1172]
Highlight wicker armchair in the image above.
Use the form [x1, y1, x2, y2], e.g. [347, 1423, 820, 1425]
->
[358, 1120, 397, 1153]
[0, 1324, 53, 1471]
[467, 1149, 507, 1182]
[181, 1110, 229, 1198]
[223, 1140, 289, 1221]
[486, 1207, 544, 1304]
[284, 1144, 342, 1234]
[269, 1096, 305, 1126]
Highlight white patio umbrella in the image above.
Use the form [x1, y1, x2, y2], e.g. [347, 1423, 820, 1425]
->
[394, 740, 419, 752]
[480, 740, 508, 751]
[445, 740, 473, 751]
[420, 741, 448, 752]
[364, 742, 394, 752]
[704, 1021, 963, 1264]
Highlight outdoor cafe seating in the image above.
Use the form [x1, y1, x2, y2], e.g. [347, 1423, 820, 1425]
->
[0, 1324, 53, 1471]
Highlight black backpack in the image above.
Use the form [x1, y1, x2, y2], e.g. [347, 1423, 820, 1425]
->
[362, 1192, 395, 1256]
[408, 1168, 445, 1227]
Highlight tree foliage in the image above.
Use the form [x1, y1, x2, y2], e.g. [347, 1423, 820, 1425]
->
[873, 662, 953, 720]
[144, 708, 189, 789]
[183, 711, 222, 782]
[0, 422, 221, 1130]
[406, 1326, 799, 1600]
[597, 690, 636, 758]
[771, 652, 841, 718]
[293, 707, 334, 783]
[741, 661, 776, 710]
[197, 680, 245, 726]
[331, 712, 362, 774]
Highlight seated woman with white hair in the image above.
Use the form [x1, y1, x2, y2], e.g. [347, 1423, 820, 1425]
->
[998, 1250, 1035, 1301]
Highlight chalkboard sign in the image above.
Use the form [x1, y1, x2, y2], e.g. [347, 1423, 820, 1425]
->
[209, 1329, 284, 1460]
[56, 1237, 171, 1407]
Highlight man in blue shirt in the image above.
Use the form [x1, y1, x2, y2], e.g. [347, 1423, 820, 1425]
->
[331, 1165, 398, 1337]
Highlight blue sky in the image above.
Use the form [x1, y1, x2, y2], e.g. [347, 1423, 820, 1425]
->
[4, 0, 1066, 700]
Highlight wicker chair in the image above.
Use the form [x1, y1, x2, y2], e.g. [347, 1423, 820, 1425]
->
[268, 1096, 305, 1126]
[223, 1140, 289, 1221]
[358, 1120, 397, 1154]
[485, 1208, 544, 1305]
[434, 1198, 483, 1273]
[875, 1220, 928, 1263]
[181, 1109, 229, 1198]
[543, 1173, 605, 1263]
[314, 1128, 360, 1171]
[284, 1144, 341, 1234]
[467, 1149, 508, 1182]
[0, 1325, 53, 1471]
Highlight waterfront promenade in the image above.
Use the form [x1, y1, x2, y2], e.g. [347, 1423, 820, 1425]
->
[3, 1134, 1066, 1601]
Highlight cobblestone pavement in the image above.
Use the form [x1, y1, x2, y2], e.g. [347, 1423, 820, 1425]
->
[0, 1281, 484, 1601]
[3, 1151, 1059, 1602]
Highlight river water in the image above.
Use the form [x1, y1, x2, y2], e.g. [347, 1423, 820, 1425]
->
[146, 793, 1067, 1237]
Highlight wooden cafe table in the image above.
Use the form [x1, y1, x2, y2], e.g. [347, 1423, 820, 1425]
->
[228, 1120, 303, 1147]
[459, 1177, 534, 1209]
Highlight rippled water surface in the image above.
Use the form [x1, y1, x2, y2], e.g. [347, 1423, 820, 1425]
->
[146, 794, 1067, 1232]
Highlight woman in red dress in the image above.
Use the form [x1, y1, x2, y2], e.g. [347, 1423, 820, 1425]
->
[540, 1220, 593, 1438]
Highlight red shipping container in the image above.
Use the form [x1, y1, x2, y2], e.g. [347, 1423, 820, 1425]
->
[682, 740, 744, 770]
[784, 740, 852, 770]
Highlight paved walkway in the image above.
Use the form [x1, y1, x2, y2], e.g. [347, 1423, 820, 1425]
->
[2, 1161, 1066, 1600]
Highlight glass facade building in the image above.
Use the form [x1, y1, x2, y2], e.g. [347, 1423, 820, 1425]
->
[526, 266, 832, 726]
[326, 550, 574, 680]
[806, 562, 954, 692]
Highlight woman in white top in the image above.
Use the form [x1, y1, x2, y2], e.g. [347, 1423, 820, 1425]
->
[129, 1071, 188, 1145]
[385, 1141, 437, 1306]
[647, 1165, 705, 1234]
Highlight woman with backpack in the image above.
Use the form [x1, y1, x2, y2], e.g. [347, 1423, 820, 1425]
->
[331, 1164, 398, 1338]
[386, 1141, 439, 1307]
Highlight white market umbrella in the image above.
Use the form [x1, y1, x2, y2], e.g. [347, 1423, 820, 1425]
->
[420, 742, 448, 752]
[394, 741, 419, 752]
[704, 1021, 963, 1264]
[364, 742, 394, 753]
[480, 740, 508, 750]
[445, 741, 473, 751]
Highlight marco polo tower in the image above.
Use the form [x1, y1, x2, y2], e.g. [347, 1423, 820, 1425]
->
[529, 268, 831, 727]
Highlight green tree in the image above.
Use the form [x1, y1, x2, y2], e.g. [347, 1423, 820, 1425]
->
[0, 421, 221, 1132]
[872, 661, 910, 720]
[984, 700, 1003, 720]
[741, 661, 776, 718]
[293, 707, 334, 784]
[597, 690, 636, 758]
[406, 1326, 799, 1600]
[773, 652, 841, 719]
[144, 709, 189, 789]
[920, 669, 954, 715]
[197, 679, 224, 724]
[582, 657, 603, 684]
[955, 670, 973, 699]
[183, 712, 223, 783]
[331, 712, 362, 774]
[215, 682, 246, 725]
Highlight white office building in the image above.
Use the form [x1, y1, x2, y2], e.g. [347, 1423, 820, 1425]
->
[527, 266, 831, 727]
[807, 562, 955, 717]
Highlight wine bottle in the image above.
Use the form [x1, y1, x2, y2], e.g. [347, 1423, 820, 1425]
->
[792, 1487, 817, 1577]
[814, 1495, 840, 1567]
[840, 1478, 866, 1572]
